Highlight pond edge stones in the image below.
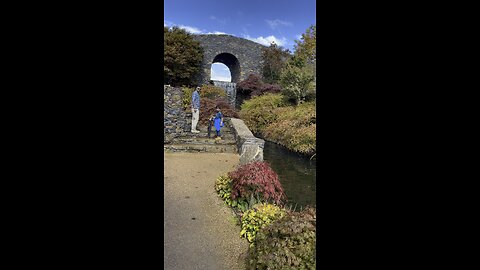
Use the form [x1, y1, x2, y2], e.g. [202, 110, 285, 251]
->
[229, 118, 264, 164]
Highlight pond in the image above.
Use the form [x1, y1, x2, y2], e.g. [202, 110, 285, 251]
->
[262, 140, 316, 210]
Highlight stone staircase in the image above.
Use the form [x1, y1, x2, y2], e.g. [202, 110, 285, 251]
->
[164, 121, 238, 153]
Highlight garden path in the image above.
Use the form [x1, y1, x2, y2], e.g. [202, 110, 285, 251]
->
[164, 152, 248, 270]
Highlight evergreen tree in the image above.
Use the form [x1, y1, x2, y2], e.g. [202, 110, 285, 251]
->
[164, 27, 203, 86]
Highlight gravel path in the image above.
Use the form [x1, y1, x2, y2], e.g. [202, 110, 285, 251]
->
[164, 152, 248, 270]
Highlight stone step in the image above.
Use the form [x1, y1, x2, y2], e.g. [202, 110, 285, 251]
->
[171, 137, 236, 145]
[197, 122, 233, 130]
[175, 132, 235, 141]
[197, 127, 234, 135]
[163, 143, 238, 153]
[191, 127, 234, 133]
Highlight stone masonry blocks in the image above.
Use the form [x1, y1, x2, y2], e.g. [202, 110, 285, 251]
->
[228, 118, 264, 164]
[193, 34, 265, 85]
[164, 85, 190, 143]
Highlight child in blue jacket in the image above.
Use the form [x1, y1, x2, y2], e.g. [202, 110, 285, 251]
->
[213, 107, 224, 139]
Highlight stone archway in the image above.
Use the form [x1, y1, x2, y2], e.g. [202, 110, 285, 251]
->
[193, 34, 266, 85]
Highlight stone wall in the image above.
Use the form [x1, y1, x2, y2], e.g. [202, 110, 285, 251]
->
[164, 85, 191, 143]
[229, 118, 265, 165]
[212, 80, 236, 107]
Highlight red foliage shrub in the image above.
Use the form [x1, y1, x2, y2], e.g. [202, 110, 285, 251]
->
[228, 161, 287, 205]
[237, 74, 263, 95]
[199, 97, 239, 125]
[253, 83, 281, 97]
[237, 73, 282, 99]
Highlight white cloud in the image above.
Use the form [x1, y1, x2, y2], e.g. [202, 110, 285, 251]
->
[165, 21, 225, 35]
[205, 31, 227, 35]
[178, 25, 204, 34]
[243, 35, 288, 47]
[165, 20, 228, 35]
[265, 19, 293, 29]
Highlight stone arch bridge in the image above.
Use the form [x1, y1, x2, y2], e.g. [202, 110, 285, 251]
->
[192, 34, 266, 85]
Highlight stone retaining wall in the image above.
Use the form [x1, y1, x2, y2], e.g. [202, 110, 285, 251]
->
[228, 118, 264, 164]
[164, 85, 191, 143]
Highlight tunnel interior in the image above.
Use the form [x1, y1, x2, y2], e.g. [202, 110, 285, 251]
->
[211, 53, 241, 83]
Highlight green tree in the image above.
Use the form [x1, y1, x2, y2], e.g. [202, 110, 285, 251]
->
[279, 25, 316, 104]
[261, 42, 291, 84]
[164, 27, 203, 86]
[294, 24, 316, 66]
[279, 58, 315, 105]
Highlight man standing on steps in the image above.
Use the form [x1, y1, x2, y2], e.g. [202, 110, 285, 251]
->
[191, 86, 201, 133]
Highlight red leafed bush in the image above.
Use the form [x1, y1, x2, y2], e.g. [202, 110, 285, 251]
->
[237, 73, 282, 99]
[257, 83, 281, 96]
[199, 97, 239, 125]
[237, 74, 263, 96]
[228, 161, 287, 205]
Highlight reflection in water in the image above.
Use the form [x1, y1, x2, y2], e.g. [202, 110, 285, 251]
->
[263, 141, 316, 210]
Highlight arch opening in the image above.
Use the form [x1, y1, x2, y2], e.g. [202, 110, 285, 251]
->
[211, 53, 241, 83]
[210, 63, 231, 82]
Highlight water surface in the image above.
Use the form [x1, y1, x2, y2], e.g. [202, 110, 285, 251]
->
[262, 141, 316, 210]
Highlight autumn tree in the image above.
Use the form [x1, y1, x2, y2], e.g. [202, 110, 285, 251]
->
[261, 42, 291, 84]
[164, 26, 203, 86]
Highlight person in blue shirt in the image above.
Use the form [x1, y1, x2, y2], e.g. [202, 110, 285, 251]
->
[213, 107, 224, 140]
[191, 86, 201, 133]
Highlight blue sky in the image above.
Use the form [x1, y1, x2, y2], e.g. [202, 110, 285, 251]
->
[164, 0, 316, 82]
